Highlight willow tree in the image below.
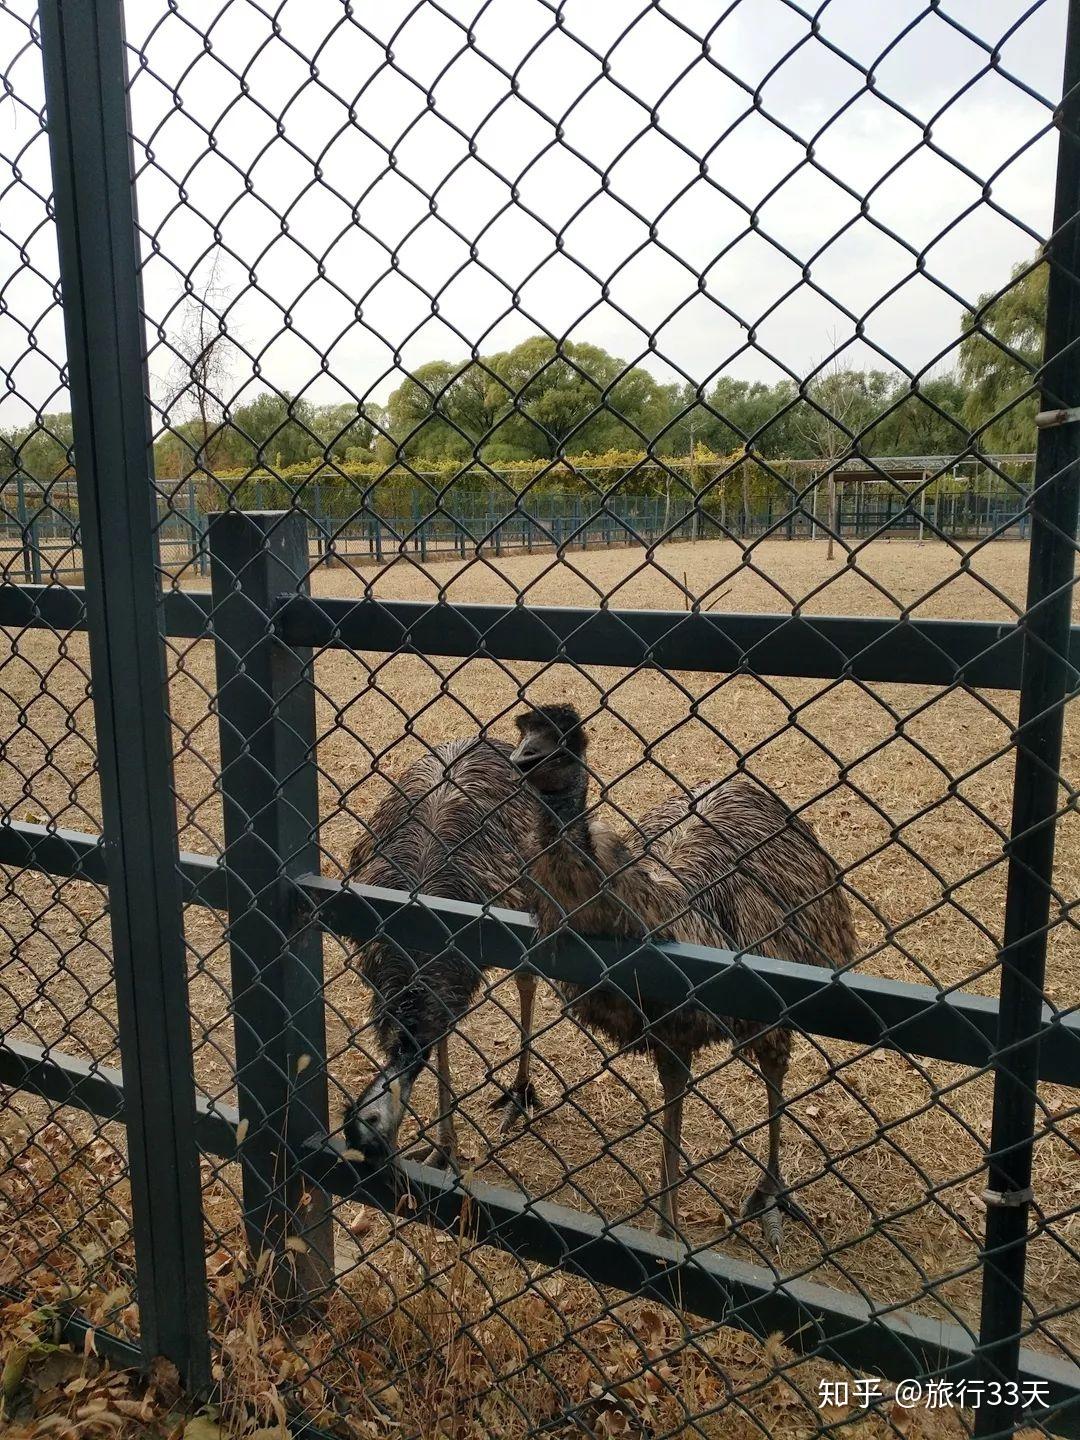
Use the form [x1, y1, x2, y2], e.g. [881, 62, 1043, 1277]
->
[959, 257, 1047, 455]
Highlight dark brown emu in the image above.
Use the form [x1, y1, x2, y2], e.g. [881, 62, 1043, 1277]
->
[509, 703, 856, 1246]
[344, 734, 541, 1166]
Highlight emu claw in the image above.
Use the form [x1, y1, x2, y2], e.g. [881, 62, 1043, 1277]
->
[742, 1182, 811, 1254]
[489, 1080, 541, 1134]
[405, 1137, 460, 1175]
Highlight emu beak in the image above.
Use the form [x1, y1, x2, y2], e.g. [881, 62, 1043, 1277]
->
[509, 740, 537, 769]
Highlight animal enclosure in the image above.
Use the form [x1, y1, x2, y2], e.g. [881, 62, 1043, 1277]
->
[2, 2, 1080, 1439]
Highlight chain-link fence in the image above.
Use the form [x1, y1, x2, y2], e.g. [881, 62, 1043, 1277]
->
[3, 0, 1080, 1437]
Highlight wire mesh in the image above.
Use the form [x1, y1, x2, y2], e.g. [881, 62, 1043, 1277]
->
[0, 0, 141, 1371]
[3, 0, 1080, 1435]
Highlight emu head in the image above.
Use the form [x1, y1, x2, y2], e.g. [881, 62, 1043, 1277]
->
[510, 703, 587, 795]
[344, 1066, 412, 1162]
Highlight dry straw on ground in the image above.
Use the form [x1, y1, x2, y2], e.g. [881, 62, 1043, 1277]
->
[1, 535, 1077, 1437]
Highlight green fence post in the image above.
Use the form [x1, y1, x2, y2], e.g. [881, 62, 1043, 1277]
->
[208, 509, 334, 1301]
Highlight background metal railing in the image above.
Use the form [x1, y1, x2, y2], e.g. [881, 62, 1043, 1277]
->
[0, 464, 1037, 583]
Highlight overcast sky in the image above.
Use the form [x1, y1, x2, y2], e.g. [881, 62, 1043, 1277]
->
[0, 0, 1068, 433]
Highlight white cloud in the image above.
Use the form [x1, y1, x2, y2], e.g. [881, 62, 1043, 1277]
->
[0, 0, 1067, 429]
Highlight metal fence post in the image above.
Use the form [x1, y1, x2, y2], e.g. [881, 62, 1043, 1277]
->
[38, 0, 210, 1388]
[975, 7, 1080, 1431]
[186, 476, 200, 571]
[208, 509, 334, 1300]
[16, 472, 32, 583]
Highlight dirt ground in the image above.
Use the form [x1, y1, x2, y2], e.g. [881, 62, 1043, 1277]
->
[2, 533, 1078, 1432]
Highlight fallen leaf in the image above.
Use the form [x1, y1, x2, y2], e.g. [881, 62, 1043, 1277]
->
[2, 1346, 28, 1403]
[76, 1406, 126, 1428]
[637, 1307, 664, 1351]
[183, 1414, 222, 1440]
[30, 1349, 84, 1390]
[148, 1355, 180, 1399]
[114, 1398, 153, 1421]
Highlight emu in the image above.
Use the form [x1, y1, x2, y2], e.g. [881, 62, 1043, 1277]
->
[344, 734, 542, 1166]
[509, 702, 856, 1246]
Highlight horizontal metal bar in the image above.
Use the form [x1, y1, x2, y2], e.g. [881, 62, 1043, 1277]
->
[0, 819, 110, 882]
[0, 582, 210, 638]
[0, 1281, 145, 1373]
[4, 820, 1077, 1085]
[2, 1041, 1076, 1425]
[7, 580, 1080, 688]
[0, 819, 229, 908]
[301, 874, 1080, 1088]
[0, 1037, 237, 1157]
[275, 595, 1080, 689]
[0, 1037, 124, 1121]
[301, 1142, 1080, 1427]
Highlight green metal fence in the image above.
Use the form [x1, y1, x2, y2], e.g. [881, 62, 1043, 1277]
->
[1, 2, 1079, 1438]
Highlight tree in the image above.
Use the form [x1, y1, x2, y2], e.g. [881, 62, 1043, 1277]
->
[384, 360, 477, 460]
[701, 377, 797, 458]
[866, 373, 967, 457]
[232, 392, 321, 469]
[790, 363, 894, 559]
[162, 250, 235, 482]
[485, 338, 676, 458]
[0, 411, 74, 484]
[484, 338, 617, 457]
[382, 339, 685, 463]
[959, 257, 1046, 454]
[311, 402, 375, 462]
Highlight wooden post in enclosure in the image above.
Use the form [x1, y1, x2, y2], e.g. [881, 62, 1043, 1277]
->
[208, 509, 334, 1300]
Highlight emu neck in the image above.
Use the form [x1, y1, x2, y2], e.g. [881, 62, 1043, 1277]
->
[528, 765, 619, 929]
[535, 768, 591, 854]
[528, 767, 644, 938]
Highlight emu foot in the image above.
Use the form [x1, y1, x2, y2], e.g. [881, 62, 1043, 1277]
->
[742, 1179, 812, 1254]
[405, 1134, 460, 1174]
[489, 1079, 541, 1134]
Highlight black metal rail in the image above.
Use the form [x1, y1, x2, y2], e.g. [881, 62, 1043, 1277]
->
[5, 582, 1080, 690]
[973, 2, 1080, 1426]
[4, 1030, 1079, 1426]
[3, 818, 1077, 1085]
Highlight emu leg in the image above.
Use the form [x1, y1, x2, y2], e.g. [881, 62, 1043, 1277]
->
[409, 1035, 459, 1171]
[489, 972, 542, 1132]
[741, 1036, 809, 1253]
[655, 1049, 691, 1240]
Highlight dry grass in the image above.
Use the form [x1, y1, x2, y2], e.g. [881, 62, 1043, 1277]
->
[1, 1116, 1039, 1440]
[1, 534, 1078, 1436]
